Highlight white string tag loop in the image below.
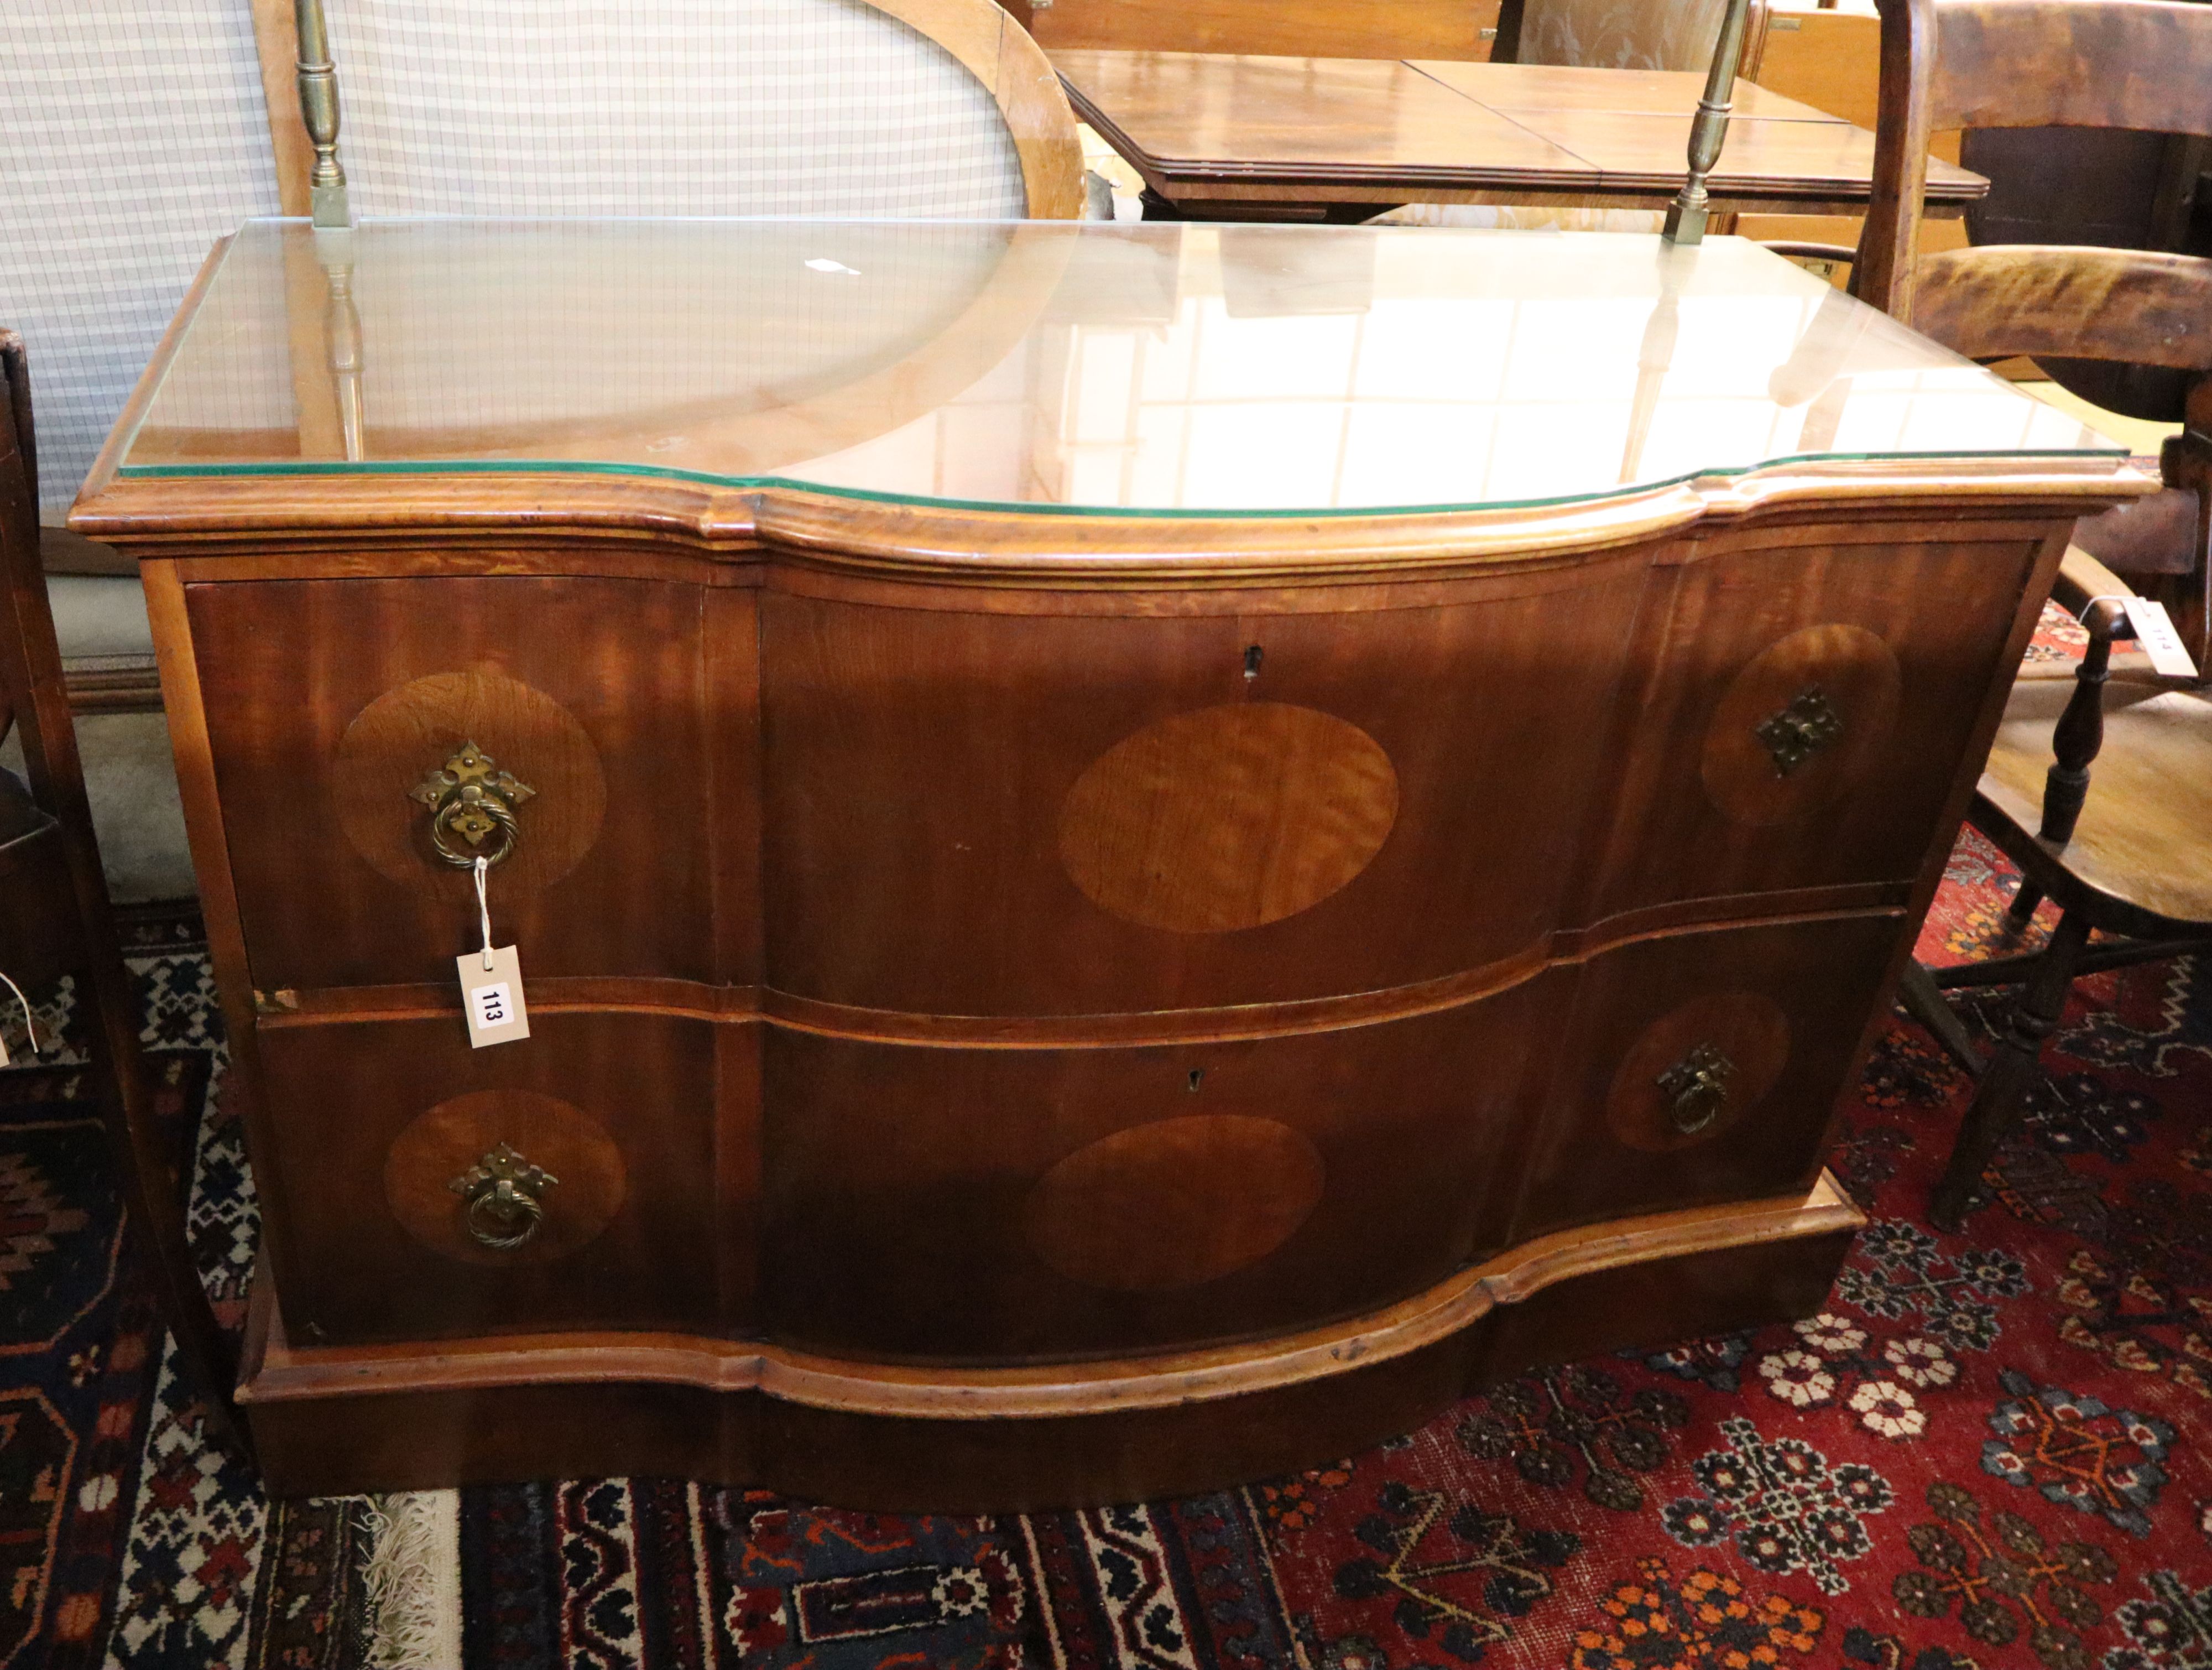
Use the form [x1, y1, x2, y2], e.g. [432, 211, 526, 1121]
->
[474, 855, 495, 971]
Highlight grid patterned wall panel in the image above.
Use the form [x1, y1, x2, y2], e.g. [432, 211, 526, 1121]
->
[140, 220, 1021, 459]
[325, 0, 1027, 221]
[1, 2, 284, 518]
[3, 0, 1029, 517]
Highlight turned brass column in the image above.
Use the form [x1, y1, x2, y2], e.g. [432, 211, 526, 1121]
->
[296, 0, 352, 227]
[1662, 0, 1756, 245]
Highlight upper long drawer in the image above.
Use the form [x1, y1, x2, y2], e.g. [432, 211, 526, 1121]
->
[184, 522, 2038, 1008]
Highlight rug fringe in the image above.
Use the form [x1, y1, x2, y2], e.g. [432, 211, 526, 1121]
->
[362, 1490, 462, 1669]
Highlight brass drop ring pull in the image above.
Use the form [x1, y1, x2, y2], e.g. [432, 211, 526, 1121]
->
[1657, 1042, 1737, 1136]
[448, 1141, 558, 1250]
[1754, 686, 1844, 777]
[410, 741, 536, 870]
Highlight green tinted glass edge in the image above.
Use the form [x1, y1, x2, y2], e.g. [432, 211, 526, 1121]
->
[113, 448, 2128, 521]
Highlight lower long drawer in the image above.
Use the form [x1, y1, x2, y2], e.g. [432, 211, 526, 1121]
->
[248, 909, 1898, 1354]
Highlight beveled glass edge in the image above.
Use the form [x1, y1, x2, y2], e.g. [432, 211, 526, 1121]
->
[112, 448, 2132, 521]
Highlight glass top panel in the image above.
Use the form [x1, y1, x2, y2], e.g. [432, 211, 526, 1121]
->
[112, 218, 2122, 517]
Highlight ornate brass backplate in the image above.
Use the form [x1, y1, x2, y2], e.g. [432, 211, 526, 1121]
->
[447, 1141, 559, 1250]
[1656, 1042, 1737, 1136]
[409, 741, 535, 868]
[1754, 686, 1844, 777]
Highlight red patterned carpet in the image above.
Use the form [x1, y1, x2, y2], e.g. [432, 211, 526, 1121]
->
[7, 808, 2212, 1667]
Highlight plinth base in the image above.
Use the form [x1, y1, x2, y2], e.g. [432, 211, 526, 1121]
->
[240, 1173, 1862, 1510]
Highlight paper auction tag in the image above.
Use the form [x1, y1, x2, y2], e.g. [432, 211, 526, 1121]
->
[458, 944, 530, 1048]
[2125, 597, 2200, 679]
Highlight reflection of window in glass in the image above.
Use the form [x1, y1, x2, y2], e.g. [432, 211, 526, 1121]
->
[121, 225, 2125, 515]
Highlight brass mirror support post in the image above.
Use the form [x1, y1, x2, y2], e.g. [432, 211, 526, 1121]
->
[1661, 0, 1757, 245]
[296, 0, 352, 228]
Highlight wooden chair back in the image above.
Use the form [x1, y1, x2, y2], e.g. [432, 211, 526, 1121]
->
[1907, 237, 2212, 667]
[0, 332, 242, 1447]
[1854, 0, 2212, 665]
[1856, 0, 2212, 322]
[1906, 246, 2212, 374]
[252, 0, 1086, 221]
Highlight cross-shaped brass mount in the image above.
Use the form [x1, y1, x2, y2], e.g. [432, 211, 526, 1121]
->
[1657, 1042, 1738, 1136]
[410, 740, 536, 868]
[1755, 687, 1845, 777]
[447, 1141, 559, 1250]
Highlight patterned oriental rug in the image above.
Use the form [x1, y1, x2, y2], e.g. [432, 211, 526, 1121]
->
[8, 714, 2211, 1664]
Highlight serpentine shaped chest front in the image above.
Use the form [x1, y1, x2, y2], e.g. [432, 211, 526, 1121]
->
[101, 467, 2105, 1506]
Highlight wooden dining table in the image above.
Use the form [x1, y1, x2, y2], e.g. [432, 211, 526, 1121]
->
[1053, 51, 1990, 221]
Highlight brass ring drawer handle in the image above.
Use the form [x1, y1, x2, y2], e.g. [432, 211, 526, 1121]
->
[410, 741, 536, 870]
[1657, 1042, 1737, 1136]
[1754, 685, 1844, 776]
[448, 1142, 558, 1250]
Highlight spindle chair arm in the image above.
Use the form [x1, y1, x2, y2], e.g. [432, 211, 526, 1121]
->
[2037, 548, 2142, 848]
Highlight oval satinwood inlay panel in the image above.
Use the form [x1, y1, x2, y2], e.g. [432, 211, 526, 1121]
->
[1024, 1114, 1326, 1291]
[385, 1089, 625, 1265]
[1058, 701, 1398, 933]
[335, 667, 608, 895]
[1701, 625, 1902, 828]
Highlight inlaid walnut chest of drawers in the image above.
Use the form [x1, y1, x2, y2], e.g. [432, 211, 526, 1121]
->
[72, 217, 2148, 1506]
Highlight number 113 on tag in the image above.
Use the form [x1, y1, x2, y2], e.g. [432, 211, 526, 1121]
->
[459, 944, 530, 1048]
[460, 854, 529, 1048]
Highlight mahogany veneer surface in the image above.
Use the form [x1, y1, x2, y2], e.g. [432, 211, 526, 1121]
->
[72, 217, 2145, 1505]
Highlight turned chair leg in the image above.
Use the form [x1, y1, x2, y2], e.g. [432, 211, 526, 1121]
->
[1931, 908, 2090, 1230]
[1897, 959, 1984, 1074]
[2006, 878, 2044, 926]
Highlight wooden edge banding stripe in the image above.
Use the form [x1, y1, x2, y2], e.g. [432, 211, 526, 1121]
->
[1114, 162, 1987, 205]
[137, 511, 2082, 595]
[239, 1172, 1865, 1418]
[250, 893, 1907, 1044]
[71, 457, 2153, 582]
